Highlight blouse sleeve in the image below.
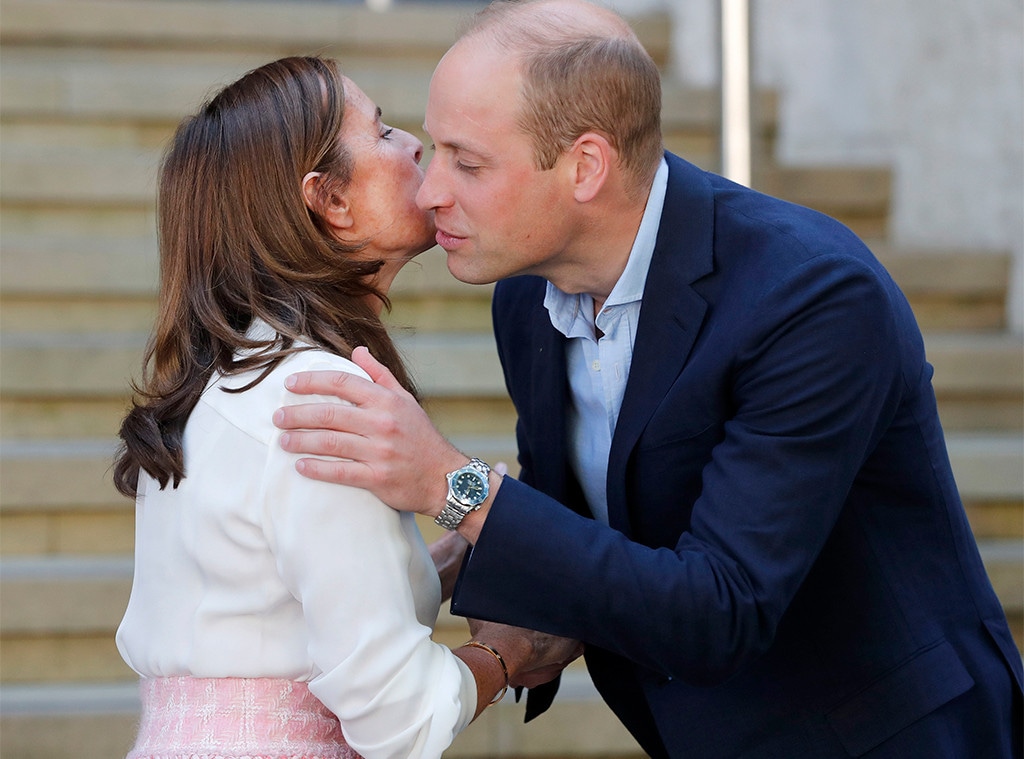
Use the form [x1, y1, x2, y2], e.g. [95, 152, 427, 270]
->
[259, 355, 476, 759]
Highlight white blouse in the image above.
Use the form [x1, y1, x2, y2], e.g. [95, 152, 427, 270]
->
[116, 341, 476, 759]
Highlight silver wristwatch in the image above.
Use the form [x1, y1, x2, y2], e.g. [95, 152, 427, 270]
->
[435, 458, 491, 531]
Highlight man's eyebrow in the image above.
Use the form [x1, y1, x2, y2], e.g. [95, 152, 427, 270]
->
[375, 107, 383, 122]
[424, 132, 484, 156]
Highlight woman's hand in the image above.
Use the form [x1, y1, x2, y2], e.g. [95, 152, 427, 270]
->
[469, 619, 584, 689]
[429, 531, 470, 602]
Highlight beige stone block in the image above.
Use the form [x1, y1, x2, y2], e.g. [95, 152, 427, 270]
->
[0, 441, 123, 508]
[0, 206, 156, 239]
[936, 396, 1024, 432]
[877, 248, 1010, 297]
[0, 513, 51, 554]
[422, 397, 519, 438]
[0, 143, 158, 204]
[397, 333, 506, 398]
[0, 296, 157, 332]
[755, 165, 892, 215]
[980, 540, 1024, 613]
[0, 0, 465, 54]
[0, 398, 128, 439]
[1, 713, 138, 759]
[0, 634, 134, 683]
[1, 48, 436, 125]
[964, 499, 1024, 540]
[1007, 611, 1024, 653]
[55, 510, 135, 555]
[0, 336, 142, 398]
[1, 503, 134, 555]
[909, 299, 1007, 331]
[387, 298, 494, 334]
[0, 234, 159, 297]
[449, 689, 643, 757]
[948, 434, 1024, 500]
[1, 563, 131, 634]
[389, 247, 494, 297]
[927, 333, 1024, 394]
[0, 120, 169, 151]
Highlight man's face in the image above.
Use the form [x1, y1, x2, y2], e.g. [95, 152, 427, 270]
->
[416, 37, 575, 285]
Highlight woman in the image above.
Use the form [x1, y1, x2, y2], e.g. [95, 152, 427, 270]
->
[113, 56, 579, 759]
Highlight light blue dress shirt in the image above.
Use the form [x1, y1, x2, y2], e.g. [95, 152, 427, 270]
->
[543, 158, 669, 523]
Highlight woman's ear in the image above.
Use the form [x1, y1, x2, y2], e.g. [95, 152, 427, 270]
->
[302, 171, 353, 232]
[568, 133, 612, 203]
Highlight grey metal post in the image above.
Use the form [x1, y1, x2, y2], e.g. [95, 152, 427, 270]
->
[721, 0, 753, 186]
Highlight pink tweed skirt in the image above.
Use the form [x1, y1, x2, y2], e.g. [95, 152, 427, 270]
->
[127, 676, 362, 759]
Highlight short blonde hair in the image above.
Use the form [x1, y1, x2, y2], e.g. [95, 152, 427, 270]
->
[461, 0, 663, 195]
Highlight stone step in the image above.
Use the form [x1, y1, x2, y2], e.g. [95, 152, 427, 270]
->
[2, 329, 1018, 425]
[2, 533, 1020, 683]
[0, 55, 765, 177]
[0, 140, 887, 236]
[0, 670, 643, 759]
[1, 230, 1008, 329]
[0, 51, 728, 135]
[2, 433, 1020, 563]
[0, 0, 670, 67]
[0, 554, 471, 683]
[869, 245, 1012, 331]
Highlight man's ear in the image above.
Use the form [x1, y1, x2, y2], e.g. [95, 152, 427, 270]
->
[568, 133, 612, 203]
[301, 171, 353, 232]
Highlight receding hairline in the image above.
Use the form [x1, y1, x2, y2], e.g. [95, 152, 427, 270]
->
[458, 0, 641, 53]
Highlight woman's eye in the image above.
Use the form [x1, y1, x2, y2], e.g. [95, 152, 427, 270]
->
[381, 127, 394, 140]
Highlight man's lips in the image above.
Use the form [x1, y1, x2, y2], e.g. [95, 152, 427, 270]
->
[435, 228, 465, 249]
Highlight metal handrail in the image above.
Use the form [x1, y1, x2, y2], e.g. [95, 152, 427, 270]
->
[721, 0, 752, 187]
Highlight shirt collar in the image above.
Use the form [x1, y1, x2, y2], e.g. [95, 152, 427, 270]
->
[545, 156, 669, 336]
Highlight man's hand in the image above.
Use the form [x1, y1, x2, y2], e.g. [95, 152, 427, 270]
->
[273, 346, 466, 516]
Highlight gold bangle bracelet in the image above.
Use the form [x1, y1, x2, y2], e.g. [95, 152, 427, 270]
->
[462, 641, 509, 705]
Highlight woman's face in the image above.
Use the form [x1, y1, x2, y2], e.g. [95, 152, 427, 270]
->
[336, 77, 436, 293]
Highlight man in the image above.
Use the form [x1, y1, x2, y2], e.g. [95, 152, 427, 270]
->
[274, 0, 1023, 755]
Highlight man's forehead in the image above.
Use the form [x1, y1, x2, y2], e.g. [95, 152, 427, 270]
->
[425, 48, 521, 143]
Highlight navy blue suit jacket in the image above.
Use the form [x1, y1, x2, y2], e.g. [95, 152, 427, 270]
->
[451, 153, 1022, 757]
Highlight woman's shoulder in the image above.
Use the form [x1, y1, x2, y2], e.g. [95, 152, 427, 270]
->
[275, 347, 370, 381]
[203, 347, 369, 443]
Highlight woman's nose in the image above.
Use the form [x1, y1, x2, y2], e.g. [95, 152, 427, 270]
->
[401, 129, 424, 164]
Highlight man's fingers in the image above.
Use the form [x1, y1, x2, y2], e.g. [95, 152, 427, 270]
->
[350, 346, 404, 392]
[279, 428, 360, 459]
[293, 457, 373, 488]
[283, 369, 379, 404]
[274, 400, 355, 432]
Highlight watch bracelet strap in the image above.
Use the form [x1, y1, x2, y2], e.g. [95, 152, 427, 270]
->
[435, 499, 473, 530]
[434, 458, 491, 531]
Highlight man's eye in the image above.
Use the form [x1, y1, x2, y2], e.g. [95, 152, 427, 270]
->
[456, 162, 480, 173]
[381, 127, 394, 139]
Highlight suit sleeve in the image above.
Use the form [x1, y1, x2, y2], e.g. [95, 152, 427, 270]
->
[455, 255, 907, 685]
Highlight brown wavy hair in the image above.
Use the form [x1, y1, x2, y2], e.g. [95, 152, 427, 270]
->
[114, 56, 416, 498]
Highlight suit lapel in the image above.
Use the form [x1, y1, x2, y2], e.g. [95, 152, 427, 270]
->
[606, 154, 717, 531]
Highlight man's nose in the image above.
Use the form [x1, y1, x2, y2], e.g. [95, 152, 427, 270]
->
[416, 158, 446, 211]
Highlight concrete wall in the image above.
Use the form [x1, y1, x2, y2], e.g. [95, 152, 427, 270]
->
[612, 0, 1024, 330]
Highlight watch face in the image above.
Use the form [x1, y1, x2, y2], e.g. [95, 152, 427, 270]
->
[452, 469, 488, 506]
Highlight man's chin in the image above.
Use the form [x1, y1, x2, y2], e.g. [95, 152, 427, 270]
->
[444, 253, 494, 286]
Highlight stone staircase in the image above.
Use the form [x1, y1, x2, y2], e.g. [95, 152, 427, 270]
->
[1, 2, 1020, 758]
